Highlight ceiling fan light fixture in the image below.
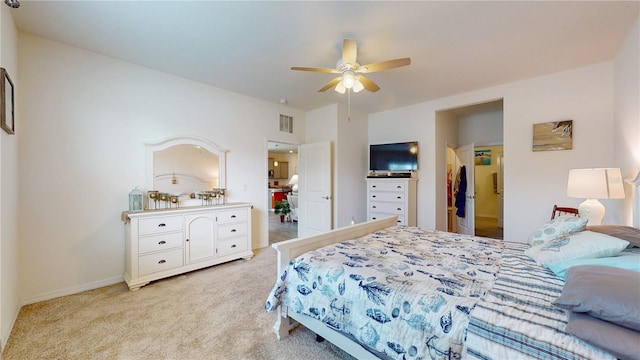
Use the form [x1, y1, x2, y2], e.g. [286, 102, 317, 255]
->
[342, 70, 356, 89]
[292, 39, 410, 95]
[352, 79, 364, 93]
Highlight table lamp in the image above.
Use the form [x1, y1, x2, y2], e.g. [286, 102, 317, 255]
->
[288, 174, 299, 193]
[567, 168, 625, 225]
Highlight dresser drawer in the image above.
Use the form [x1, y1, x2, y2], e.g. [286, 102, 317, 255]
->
[369, 192, 405, 202]
[138, 216, 183, 235]
[218, 222, 248, 240]
[369, 201, 406, 215]
[138, 248, 184, 276]
[139, 232, 183, 254]
[217, 237, 248, 257]
[368, 182, 405, 192]
[369, 213, 406, 225]
[217, 209, 248, 224]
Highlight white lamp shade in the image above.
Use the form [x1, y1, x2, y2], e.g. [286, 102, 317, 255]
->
[352, 79, 364, 93]
[288, 174, 299, 193]
[288, 174, 298, 185]
[567, 168, 625, 199]
[342, 70, 355, 88]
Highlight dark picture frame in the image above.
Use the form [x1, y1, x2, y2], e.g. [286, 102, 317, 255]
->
[1, 67, 15, 135]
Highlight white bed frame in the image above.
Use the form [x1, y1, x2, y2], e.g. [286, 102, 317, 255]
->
[271, 216, 398, 359]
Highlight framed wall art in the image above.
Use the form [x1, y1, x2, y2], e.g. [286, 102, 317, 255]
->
[475, 149, 491, 165]
[1, 67, 15, 135]
[532, 120, 572, 152]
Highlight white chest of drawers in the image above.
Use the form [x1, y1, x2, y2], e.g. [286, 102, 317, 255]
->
[367, 178, 417, 226]
[124, 202, 252, 290]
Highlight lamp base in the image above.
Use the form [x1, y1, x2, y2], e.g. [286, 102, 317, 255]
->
[578, 198, 605, 225]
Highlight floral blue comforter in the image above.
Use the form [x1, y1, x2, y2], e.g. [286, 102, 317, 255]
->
[265, 226, 503, 359]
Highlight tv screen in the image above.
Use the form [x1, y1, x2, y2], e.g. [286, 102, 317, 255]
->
[369, 141, 418, 171]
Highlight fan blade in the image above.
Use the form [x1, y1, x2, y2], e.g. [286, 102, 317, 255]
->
[358, 58, 411, 73]
[357, 75, 380, 92]
[291, 66, 340, 74]
[342, 39, 357, 67]
[318, 77, 342, 92]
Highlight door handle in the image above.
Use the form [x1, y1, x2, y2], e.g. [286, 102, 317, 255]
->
[322, 196, 331, 200]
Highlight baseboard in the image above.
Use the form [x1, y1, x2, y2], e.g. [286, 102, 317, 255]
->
[21, 276, 124, 306]
[1, 302, 19, 352]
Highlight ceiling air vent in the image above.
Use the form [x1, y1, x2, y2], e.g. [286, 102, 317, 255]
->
[279, 114, 293, 133]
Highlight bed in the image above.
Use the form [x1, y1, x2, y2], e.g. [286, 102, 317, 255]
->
[265, 216, 640, 359]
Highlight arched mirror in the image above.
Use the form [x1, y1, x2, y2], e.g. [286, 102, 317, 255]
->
[146, 136, 226, 206]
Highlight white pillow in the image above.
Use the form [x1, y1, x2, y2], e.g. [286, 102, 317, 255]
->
[528, 215, 588, 246]
[525, 231, 629, 266]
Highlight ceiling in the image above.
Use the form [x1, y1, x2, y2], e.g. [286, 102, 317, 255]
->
[8, 1, 639, 114]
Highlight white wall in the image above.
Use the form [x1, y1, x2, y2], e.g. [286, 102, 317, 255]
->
[306, 103, 369, 229]
[371, 61, 619, 241]
[614, 15, 640, 225]
[336, 104, 368, 227]
[458, 110, 503, 146]
[0, 4, 19, 350]
[17, 33, 306, 303]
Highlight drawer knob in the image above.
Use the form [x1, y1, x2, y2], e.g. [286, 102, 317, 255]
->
[397, 208, 402, 211]
[231, 244, 237, 248]
[372, 185, 377, 188]
[158, 223, 166, 227]
[158, 240, 166, 245]
[230, 215, 237, 218]
[158, 260, 166, 264]
[372, 206, 377, 209]
[397, 196, 402, 199]
[396, 186, 401, 188]
[230, 229, 237, 232]
[372, 195, 377, 198]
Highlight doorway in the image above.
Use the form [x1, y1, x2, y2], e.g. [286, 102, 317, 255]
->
[472, 145, 503, 239]
[443, 100, 504, 240]
[267, 141, 299, 244]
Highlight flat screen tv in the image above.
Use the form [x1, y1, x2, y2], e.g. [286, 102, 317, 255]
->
[369, 141, 418, 172]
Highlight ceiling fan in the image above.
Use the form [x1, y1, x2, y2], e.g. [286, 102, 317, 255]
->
[291, 39, 411, 94]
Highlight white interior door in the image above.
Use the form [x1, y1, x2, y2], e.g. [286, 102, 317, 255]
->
[298, 141, 332, 237]
[455, 143, 475, 235]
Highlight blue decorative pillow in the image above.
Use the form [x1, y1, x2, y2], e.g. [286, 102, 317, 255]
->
[528, 215, 588, 246]
[524, 231, 629, 266]
[547, 250, 640, 280]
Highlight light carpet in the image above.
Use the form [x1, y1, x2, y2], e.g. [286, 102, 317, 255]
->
[3, 248, 355, 360]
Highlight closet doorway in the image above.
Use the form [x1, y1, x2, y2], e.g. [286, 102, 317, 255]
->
[443, 100, 504, 240]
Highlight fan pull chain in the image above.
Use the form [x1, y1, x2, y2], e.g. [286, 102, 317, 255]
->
[347, 88, 351, 122]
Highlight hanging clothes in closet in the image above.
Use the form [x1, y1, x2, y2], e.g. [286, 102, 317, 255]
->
[454, 165, 467, 218]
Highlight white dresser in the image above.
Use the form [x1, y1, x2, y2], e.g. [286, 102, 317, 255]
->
[123, 202, 252, 290]
[367, 178, 417, 226]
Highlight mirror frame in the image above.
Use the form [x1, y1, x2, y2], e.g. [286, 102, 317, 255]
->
[146, 136, 227, 192]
